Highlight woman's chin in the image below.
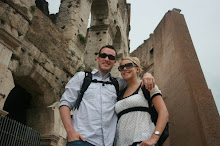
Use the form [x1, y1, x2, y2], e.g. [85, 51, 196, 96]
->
[122, 75, 131, 80]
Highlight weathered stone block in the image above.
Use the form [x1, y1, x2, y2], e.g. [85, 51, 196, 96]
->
[44, 59, 55, 74]
[0, 65, 14, 109]
[0, 45, 12, 66]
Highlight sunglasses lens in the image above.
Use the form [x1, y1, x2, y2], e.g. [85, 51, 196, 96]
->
[125, 63, 133, 69]
[118, 63, 137, 71]
[108, 55, 116, 60]
[118, 66, 123, 71]
[118, 63, 131, 71]
[99, 53, 107, 58]
[99, 53, 116, 60]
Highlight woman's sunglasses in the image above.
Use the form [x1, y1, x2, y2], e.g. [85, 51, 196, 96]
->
[99, 53, 116, 60]
[118, 63, 138, 71]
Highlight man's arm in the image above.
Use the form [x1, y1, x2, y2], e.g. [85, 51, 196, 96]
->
[142, 72, 155, 91]
[117, 72, 155, 91]
[60, 106, 85, 142]
[59, 72, 85, 142]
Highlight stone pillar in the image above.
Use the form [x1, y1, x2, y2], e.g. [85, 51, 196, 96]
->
[56, 0, 92, 58]
[131, 10, 220, 146]
[84, 25, 112, 69]
[0, 28, 21, 117]
[0, 0, 32, 117]
[26, 102, 66, 146]
[153, 11, 220, 146]
[0, 64, 14, 117]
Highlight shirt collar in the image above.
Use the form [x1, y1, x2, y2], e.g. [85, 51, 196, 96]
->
[92, 69, 111, 79]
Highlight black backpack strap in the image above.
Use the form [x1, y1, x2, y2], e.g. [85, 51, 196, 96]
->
[92, 79, 113, 86]
[117, 106, 150, 120]
[141, 86, 152, 108]
[75, 72, 119, 109]
[75, 71, 92, 109]
[141, 86, 169, 146]
[141, 86, 158, 123]
[110, 76, 119, 96]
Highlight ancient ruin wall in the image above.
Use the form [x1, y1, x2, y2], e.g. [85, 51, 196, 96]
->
[0, 0, 130, 145]
[131, 10, 220, 146]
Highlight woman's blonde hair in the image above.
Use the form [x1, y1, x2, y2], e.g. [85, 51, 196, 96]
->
[121, 57, 143, 75]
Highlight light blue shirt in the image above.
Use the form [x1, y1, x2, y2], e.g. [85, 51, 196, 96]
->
[60, 69, 126, 146]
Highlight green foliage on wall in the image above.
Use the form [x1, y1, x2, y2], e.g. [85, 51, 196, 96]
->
[30, 6, 36, 12]
[77, 34, 87, 44]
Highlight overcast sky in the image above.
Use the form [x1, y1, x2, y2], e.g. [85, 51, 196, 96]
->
[46, 0, 220, 114]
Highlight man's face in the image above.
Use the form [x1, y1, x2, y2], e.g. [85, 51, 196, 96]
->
[97, 47, 116, 75]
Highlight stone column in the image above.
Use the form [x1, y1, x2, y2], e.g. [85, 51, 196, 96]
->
[84, 25, 112, 69]
[26, 102, 66, 146]
[0, 28, 21, 117]
[56, 0, 92, 59]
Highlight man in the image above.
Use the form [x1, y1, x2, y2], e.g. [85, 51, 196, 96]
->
[59, 45, 155, 146]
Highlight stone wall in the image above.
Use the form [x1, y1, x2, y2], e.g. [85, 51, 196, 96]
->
[1, 0, 219, 146]
[131, 10, 220, 146]
[0, 0, 130, 145]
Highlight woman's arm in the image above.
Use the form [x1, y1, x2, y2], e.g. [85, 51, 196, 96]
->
[140, 95, 169, 146]
[152, 95, 169, 137]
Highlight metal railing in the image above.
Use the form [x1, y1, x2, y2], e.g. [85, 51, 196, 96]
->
[0, 116, 41, 146]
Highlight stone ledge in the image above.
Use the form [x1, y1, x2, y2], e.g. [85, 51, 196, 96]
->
[0, 109, 8, 118]
[41, 134, 60, 146]
[0, 27, 21, 49]
[89, 24, 110, 31]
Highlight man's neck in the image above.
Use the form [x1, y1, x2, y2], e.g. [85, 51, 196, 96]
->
[97, 69, 110, 77]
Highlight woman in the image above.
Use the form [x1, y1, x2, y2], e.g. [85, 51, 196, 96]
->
[115, 57, 168, 146]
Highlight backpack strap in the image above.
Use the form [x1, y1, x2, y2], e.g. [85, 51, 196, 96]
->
[110, 76, 119, 96]
[141, 86, 158, 123]
[141, 86, 152, 106]
[117, 106, 150, 120]
[75, 71, 92, 109]
[75, 72, 119, 109]
[141, 86, 169, 145]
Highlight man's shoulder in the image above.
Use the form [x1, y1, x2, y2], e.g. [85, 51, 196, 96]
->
[114, 77, 125, 83]
[73, 71, 85, 78]
[67, 71, 85, 84]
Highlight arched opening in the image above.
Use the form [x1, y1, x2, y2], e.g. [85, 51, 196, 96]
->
[90, 0, 109, 27]
[35, 0, 50, 16]
[35, 0, 61, 23]
[87, 12, 91, 28]
[3, 84, 31, 125]
[113, 26, 122, 58]
[2, 65, 60, 144]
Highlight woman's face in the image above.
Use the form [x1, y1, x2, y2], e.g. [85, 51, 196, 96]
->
[119, 59, 139, 80]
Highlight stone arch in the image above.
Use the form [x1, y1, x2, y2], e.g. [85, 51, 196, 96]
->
[113, 26, 122, 58]
[90, 0, 109, 26]
[12, 65, 58, 107]
[84, 0, 111, 69]
[3, 63, 59, 138]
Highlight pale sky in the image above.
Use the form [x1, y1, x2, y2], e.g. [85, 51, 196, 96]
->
[46, 0, 220, 114]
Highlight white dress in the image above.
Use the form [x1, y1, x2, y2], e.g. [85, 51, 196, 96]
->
[114, 85, 161, 146]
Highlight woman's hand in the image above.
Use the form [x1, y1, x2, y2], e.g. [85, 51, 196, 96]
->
[139, 134, 159, 146]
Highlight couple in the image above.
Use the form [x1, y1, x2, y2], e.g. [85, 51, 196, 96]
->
[59, 45, 168, 146]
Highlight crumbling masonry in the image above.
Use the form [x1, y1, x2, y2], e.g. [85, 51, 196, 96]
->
[0, 0, 219, 146]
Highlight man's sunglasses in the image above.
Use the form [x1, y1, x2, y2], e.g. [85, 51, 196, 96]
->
[118, 63, 138, 71]
[99, 53, 116, 60]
